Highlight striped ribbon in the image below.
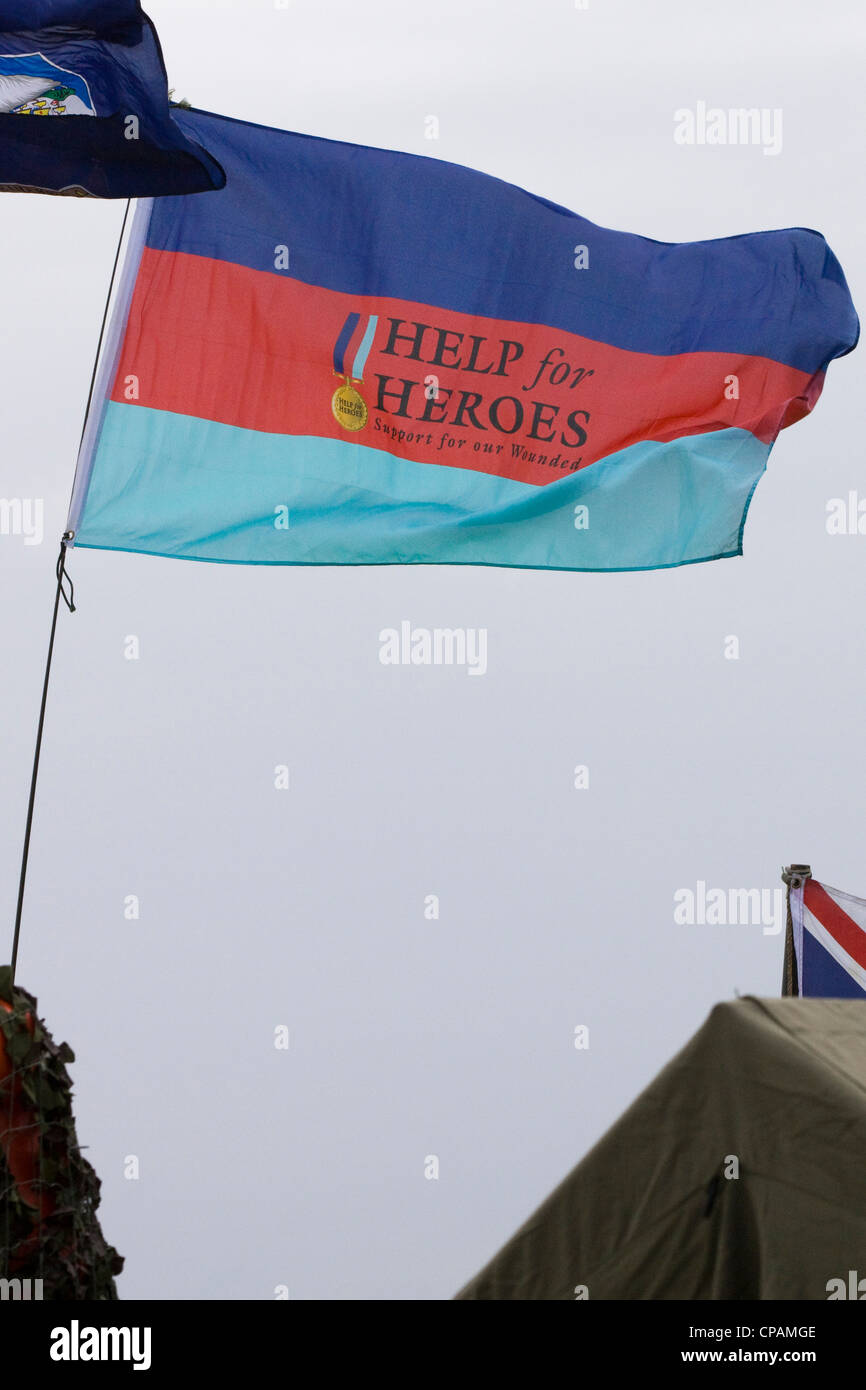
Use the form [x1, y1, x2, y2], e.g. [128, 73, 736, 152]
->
[333, 311, 378, 380]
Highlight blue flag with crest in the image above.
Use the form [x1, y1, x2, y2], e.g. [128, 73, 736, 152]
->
[0, 2, 224, 197]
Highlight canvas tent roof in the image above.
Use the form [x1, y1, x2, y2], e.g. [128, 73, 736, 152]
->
[455, 997, 866, 1300]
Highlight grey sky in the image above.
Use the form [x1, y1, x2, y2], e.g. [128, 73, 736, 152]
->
[0, 0, 863, 1299]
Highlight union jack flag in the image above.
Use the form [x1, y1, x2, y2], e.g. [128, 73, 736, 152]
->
[789, 875, 866, 998]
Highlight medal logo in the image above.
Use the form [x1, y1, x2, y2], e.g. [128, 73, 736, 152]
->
[332, 376, 368, 431]
[331, 311, 378, 432]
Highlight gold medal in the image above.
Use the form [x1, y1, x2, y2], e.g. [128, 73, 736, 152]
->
[331, 376, 368, 432]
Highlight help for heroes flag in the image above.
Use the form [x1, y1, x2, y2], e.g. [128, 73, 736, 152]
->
[68, 108, 858, 568]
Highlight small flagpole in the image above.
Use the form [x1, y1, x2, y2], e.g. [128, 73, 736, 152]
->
[9, 199, 131, 985]
[780, 864, 811, 997]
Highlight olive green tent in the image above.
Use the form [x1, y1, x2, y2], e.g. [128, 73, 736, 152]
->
[456, 998, 866, 1300]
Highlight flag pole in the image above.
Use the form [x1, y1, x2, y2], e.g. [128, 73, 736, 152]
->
[780, 864, 811, 997]
[9, 199, 132, 985]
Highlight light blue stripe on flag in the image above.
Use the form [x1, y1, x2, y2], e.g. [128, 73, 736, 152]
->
[74, 404, 771, 570]
[351, 315, 378, 380]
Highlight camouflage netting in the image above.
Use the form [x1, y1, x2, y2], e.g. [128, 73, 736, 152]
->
[0, 966, 123, 1299]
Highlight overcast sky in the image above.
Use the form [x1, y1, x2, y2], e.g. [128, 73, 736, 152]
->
[0, 0, 863, 1299]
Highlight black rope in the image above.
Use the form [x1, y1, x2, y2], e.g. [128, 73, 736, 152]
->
[10, 541, 75, 986]
[10, 198, 131, 986]
[2, 1004, 12, 1280]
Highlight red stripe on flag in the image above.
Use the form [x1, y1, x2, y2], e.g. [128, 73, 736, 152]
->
[109, 247, 822, 489]
[804, 880, 866, 970]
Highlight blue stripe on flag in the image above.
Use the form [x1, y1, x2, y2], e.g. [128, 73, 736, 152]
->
[333, 312, 360, 376]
